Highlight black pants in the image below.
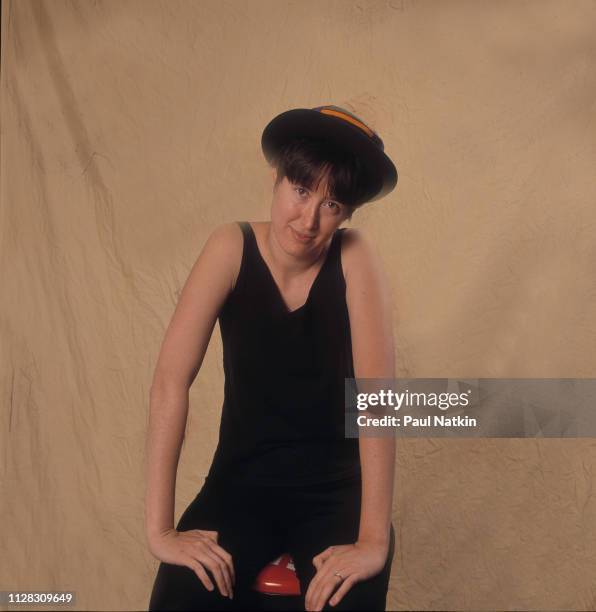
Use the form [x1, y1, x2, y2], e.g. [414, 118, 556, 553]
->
[148, 475, 395, 611]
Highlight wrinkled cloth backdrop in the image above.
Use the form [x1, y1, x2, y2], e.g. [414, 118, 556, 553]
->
[2, 0, 596, 610]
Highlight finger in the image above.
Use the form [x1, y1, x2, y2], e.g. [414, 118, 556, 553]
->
[191, 549, 231, 598]
[313, 575, 344, 612]
[306, 570, 336, 611]
[306, 572, 324, 611]
[306, 551, 344, 610]
[203, 530, 219, 543]
[204, 549, 233, 597]
[312, 546, 334, 570]
[305, 582, 315, 611]
[328, 575, 358, 607]
[187, 558, 215, 593]
[203, 549, 233, 598]
[189, 531, 235, 588]
[313, 546, 334, 564]
[203, 540, 236, 589]
[305, 565, 326, 610]
[309, 561, 350, 611]
[184, 532, 234, 593]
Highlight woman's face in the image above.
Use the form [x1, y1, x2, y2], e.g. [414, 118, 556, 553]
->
[269, 170, 351, 258]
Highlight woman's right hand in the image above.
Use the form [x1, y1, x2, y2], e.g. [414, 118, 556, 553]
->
[148, 528, 235, 599]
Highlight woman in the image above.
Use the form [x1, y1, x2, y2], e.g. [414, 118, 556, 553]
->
[146, 105, 398, 611]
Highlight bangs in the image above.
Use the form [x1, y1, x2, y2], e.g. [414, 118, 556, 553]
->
[271, 138, 370, 207]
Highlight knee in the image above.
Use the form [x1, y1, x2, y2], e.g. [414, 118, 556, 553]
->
[323, 579, 389, 611]
[148, 561, 235, 612]
[328, 526, 395, 610]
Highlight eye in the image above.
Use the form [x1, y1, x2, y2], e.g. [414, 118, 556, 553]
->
[294, 186, 308, 197]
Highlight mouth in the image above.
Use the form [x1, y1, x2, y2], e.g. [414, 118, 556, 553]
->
[290, 227, 316, 243]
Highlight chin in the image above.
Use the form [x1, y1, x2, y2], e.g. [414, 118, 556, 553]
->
[288, 225, 317, 247]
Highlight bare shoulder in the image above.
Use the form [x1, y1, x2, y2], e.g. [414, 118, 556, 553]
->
[204, 221, 243, 252]
[340, 227, 382, 284]
[152, 222, 244, 389]
[198, 222, 244, 292]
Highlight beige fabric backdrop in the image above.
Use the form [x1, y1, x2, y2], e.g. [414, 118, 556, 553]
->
[2, 0, 596, 610]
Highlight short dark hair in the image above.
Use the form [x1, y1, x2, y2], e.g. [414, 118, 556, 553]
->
[270, 138, 372, 216]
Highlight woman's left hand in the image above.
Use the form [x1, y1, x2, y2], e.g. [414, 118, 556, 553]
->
[304, 538, 389, 611]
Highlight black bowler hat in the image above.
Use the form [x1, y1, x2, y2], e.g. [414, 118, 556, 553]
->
[261, 105, 398, 204]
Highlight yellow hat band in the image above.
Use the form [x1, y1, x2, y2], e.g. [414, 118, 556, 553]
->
[318, 107, 376, 139]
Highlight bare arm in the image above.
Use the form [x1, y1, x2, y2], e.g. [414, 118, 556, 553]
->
[144, 222, 242, 545]
[343, 228, 396, 548]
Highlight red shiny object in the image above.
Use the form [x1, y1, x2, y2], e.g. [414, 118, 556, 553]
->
[252, 553, 301, 596]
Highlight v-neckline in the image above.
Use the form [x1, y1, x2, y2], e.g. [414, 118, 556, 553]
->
[247, 222, 336, 315]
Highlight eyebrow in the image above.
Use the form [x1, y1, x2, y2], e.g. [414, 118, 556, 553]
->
[299, 183, 340, 203]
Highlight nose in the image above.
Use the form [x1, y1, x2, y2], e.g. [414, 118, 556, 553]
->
[301, 200, 320, 231]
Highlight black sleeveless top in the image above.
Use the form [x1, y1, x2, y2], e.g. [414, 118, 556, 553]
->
[205, 222, 361, 487]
